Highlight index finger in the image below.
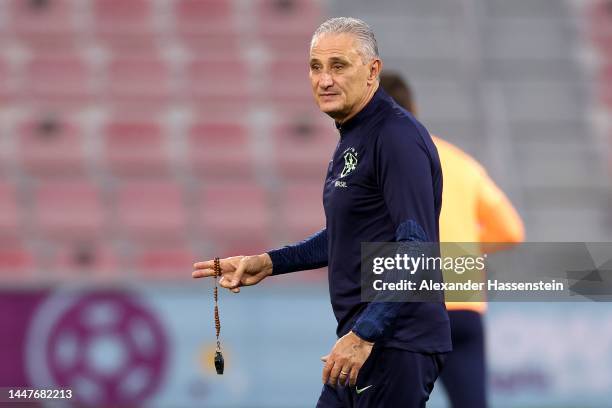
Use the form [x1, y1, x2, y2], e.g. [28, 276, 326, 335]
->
[322, 357, 334, 384]
[193, 260, 214, 270]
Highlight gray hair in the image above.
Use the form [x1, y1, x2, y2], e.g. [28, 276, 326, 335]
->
[310, 17, 379, 63]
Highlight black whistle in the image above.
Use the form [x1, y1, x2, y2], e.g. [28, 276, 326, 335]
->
[214, 351, 224, 375]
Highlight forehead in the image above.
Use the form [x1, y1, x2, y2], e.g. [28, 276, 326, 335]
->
[310, 33, 361, 61]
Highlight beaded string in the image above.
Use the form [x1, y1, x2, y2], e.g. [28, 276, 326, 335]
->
[213, 257, 222, 352]
[212, 257, 224, 374]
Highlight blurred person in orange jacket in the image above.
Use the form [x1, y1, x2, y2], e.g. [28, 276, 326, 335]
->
[381, 72, 525, 408]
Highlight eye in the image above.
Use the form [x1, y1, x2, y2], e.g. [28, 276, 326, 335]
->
[333, 64, 344, 71]
[310, 64, 322, 72]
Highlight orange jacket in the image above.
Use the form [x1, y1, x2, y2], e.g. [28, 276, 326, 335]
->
[433, 136, 525, 313]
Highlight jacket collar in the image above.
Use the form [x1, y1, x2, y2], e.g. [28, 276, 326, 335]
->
[335, 85, 386, 132]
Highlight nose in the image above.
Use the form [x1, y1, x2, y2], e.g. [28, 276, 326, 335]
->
[319, 72, 333, 88]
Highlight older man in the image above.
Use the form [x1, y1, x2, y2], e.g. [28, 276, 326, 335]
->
[193, 17, 451, 407]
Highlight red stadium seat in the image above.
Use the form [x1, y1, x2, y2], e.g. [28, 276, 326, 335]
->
[105, 56, 175, 105]
[0, 242, 36, 283]
[253, 0, 323, 52]
[185, 57, 252, 113]
[91, 0, 157, 49]
[259, 31, 313, 55]
[198, 183, 271, 250]
[0, 58, 13, 102]
[586, 0, 612, 34]
[0, 181, 21, 239]
[23, 54, 93, 105]
[133, 243, 196, 280]
[590, 34, 612, 56]
[586, 0, 612, 53]
[264, 56, 313, 105]
[187, 121, 255, 179]
[7, 0, 78, 49]
[173, 0, 233, 31]
[180, 31, 241, 55]
[16, 114, 84, 175]
[49, 241, 122, 282]
[214, 237, 272, 259]
[271, 112, 337, 180]
[280, 183, 325, 241]
[115, 180, 187, 240]
[178, 35, 241, 56]
[598, 62, 612, 108]
[32, 179, 106, 239]
[173, 0, 240, 53]
[102, 119, 170, 176]
[254, 0, 322, 29]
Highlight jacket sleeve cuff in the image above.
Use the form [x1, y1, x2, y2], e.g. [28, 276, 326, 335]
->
[267, 247, 293, 276]
[352, 316, 384, 343]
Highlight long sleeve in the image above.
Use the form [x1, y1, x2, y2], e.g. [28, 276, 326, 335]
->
[352, 223, 429, 342]
[267, 228, 329, 275]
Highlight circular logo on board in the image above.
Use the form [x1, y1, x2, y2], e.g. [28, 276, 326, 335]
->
[25, 290, 168, 407]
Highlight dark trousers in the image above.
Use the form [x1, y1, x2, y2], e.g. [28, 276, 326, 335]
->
[316, 347, 447, 408]
[439, 310, 487, 408]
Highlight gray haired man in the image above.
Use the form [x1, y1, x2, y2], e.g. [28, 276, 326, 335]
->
[193, 17, 451, 407]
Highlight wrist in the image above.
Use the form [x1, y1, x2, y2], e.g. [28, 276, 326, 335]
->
[350, 330, 374, 346]
[259, 253, 274, 277]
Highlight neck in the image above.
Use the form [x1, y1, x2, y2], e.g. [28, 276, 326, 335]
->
[337, 81, 380, 125]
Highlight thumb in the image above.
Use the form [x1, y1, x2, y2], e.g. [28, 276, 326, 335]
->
[320, 354, 329, 363]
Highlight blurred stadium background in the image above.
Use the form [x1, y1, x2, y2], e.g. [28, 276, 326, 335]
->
[0, 0, 612, 407]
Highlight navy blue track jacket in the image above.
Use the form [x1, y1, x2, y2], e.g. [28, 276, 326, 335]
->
[269, 87, 451, 353]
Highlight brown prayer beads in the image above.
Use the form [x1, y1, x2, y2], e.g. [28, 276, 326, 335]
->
[213, 257, 224, 375]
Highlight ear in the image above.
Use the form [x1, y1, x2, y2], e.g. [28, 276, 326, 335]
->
[367, 59, 382, 84]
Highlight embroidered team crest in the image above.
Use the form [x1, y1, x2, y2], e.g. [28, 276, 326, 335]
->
[340, 147, 358, 178]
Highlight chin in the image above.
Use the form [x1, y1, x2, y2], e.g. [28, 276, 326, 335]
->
[317, 101, 342, 115]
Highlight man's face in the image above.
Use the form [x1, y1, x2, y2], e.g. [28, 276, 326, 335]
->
[309, 33, 377, 122]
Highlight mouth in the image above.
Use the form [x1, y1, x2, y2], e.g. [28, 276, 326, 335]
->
[319, 93, 339, 100]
